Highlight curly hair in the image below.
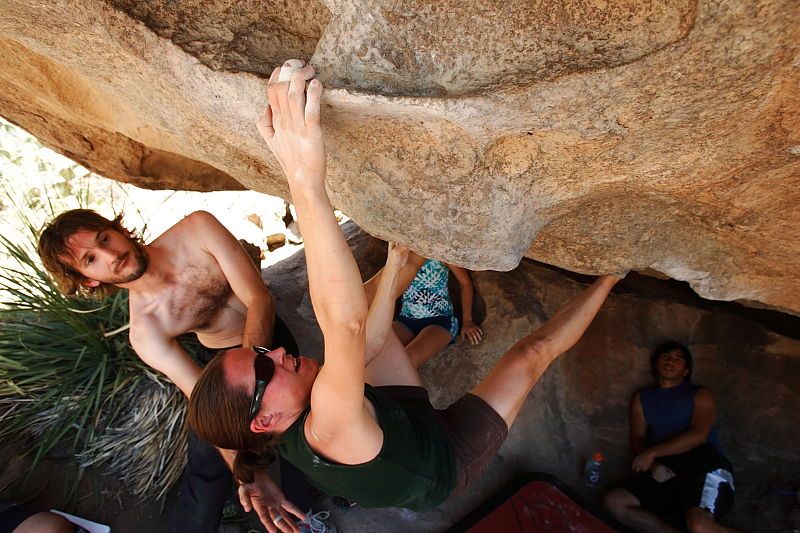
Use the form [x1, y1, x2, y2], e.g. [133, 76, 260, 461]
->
[187, 352, 282, 484]
[37, 209, 143, 299]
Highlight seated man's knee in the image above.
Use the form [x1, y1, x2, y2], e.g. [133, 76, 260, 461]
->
[18, 512, 76, 533]
[685, 507, 715, 533]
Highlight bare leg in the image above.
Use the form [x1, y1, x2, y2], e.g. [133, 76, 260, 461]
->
[15, 512, 77, 533]
[604, 488, 680, 533]
[685, 507, 741, 533]
[365, 328, 424, 387]
[405, 325, 453, 368]
[393, 321, 415, 345]
[363, 252, 426, 305]
[471, 275, 619, 427]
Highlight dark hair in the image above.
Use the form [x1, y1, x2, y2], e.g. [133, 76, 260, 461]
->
[37, 209, 143, 299]
[650, 342, 693, 381]
[187, 351, 280, 483]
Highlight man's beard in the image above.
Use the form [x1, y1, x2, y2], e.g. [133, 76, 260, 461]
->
[111, 242, 149, 284]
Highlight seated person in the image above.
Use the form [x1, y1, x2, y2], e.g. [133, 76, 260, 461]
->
[604, 343, 738, 533]
[365, 252, 482, 368]
[393, 257, 483, 368]
[186, 60, 622, 531]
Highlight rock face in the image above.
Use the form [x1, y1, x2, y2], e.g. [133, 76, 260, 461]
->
[1, 0, 799, 314]
[266, 230, 800, 532]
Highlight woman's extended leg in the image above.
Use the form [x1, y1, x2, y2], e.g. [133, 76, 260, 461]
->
[471, 275, 620, 428]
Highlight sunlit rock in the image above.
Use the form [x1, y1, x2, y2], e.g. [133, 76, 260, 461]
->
[0, 0, 798, 314]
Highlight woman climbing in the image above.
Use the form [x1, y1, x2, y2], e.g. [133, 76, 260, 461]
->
[187, 60, 622, 532]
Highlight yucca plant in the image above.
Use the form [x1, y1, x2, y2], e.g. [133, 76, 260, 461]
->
[0, 158, 188, 500]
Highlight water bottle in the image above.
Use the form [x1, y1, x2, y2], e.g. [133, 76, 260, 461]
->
[583, 452, 604, 487]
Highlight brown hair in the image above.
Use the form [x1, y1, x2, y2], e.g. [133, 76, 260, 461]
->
[37, 209, 142, 299]
[187, 352, 281, 483]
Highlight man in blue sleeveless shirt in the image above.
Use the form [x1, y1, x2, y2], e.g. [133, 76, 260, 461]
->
[604, 343, 738, 532]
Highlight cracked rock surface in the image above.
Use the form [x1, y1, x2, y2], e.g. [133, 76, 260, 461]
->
[0, 0, 798, 313]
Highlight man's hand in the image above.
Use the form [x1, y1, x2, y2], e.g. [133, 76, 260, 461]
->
[460, 320, 483, 345]
[238, 470, 305, 533]
[257, 59, 326, 187]
[632, 449, 656, 473]
[650, 461, 675, 483]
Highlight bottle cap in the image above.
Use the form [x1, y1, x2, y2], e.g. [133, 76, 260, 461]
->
[593, 452, 604, 462]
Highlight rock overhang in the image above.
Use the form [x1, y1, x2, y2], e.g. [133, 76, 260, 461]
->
[0, 0, 797, 314]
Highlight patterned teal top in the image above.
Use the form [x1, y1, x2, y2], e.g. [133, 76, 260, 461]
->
[399, 259, 454, 319]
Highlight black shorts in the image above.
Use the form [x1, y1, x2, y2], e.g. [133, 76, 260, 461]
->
[0, 502, 37, 533]
[395, 315, 458, 344]
[622, 445, 735, 520]
[377, 386, 508, 496]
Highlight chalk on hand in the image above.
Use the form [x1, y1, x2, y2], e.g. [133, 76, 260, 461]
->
[279, 59, 304, 82]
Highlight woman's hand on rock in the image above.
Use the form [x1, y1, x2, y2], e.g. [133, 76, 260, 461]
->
[257, 59, 326, 189]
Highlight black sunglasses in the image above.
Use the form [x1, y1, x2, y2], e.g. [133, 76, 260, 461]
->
[248, 346, 275, 420]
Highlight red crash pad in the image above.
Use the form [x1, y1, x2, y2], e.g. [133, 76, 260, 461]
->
[467, 481, 615, 533]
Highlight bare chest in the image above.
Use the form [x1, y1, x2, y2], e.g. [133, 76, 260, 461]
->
[160, 264, 237, 335]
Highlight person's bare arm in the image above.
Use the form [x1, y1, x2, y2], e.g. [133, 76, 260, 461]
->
[363, 250, 426, 306]
[365, 243, 409, 364]
[632, 387, 717, 472]
[629, 390, 674, 481]
[629, 391, 647, 455]
[257, 63, 378, 457]
[447, 264, 482, 345]
[129, 316, 201, 398]
[187, 210, 275, 348]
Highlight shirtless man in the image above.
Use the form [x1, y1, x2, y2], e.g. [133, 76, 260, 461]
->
[37, 208, 304, 532]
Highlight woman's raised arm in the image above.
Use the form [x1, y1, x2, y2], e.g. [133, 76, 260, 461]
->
[365, 243, 409, 364]
[257, 61, 371, 436]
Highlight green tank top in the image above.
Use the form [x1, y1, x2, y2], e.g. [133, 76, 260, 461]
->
[277, 385, 457, 511]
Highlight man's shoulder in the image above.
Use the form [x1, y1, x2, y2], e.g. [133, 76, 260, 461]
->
[129, 309, 170, 343]
[174, 211, 219, 233]
[149, 212, 222, 259]
[692, 385, 715, 401]
[153, 211, 217, 241]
